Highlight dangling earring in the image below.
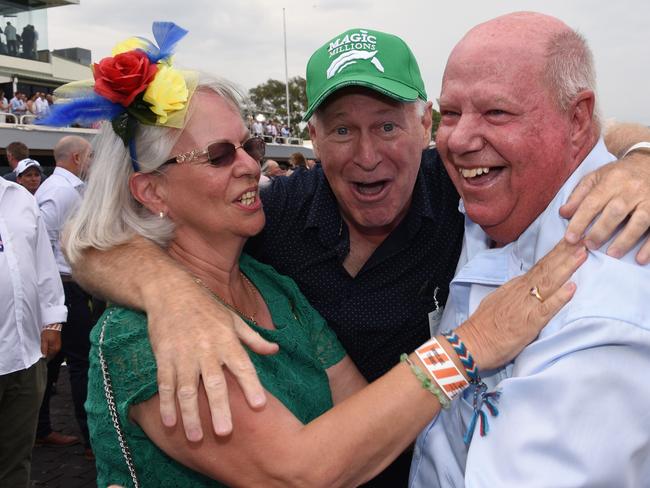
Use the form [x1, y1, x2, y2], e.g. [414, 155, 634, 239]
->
[159, 211, 165, 219]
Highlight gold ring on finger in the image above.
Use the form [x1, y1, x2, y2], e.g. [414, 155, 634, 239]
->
[529, 285, 544, 303]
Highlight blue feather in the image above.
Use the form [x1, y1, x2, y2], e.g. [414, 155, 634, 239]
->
[133, 35, 158, 60]
[36, 94, 124, 127]
[149, 21, 188, 63]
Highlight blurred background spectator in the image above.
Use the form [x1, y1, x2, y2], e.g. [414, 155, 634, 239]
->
[14, 158, 42, 194]
[3, 141, 29, 182]
[288, 152, 307, 171]
[261, 159, 286, 178]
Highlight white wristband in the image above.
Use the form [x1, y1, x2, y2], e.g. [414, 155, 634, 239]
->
[415, 337, 469, 401]
[622, 142, 650, 159]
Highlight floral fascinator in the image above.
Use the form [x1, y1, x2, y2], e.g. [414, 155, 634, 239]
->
[38, 21, 198, 171]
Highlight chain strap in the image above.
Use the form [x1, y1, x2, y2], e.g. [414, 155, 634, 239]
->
[98, 309, 140, 487]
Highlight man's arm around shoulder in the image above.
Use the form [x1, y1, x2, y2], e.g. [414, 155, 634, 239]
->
[68, 235, 277, 441]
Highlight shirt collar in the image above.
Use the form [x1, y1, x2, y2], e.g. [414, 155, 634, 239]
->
[53, 166, 85, 189]
[511, 138, 615, 269]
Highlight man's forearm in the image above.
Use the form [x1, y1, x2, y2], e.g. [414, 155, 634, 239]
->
[70, 235, 190, 310]
[604, 122, 650, 158]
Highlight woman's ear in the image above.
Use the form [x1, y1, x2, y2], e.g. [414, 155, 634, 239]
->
[129, 172, 167, 215]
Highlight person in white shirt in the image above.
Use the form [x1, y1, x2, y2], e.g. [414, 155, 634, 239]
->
[33, 92, 50, 118]
[409, 12, 650, 487]
[34, 135, 95, 455]
[4, 21, 16, 56]
[0, 90, 8, 123]
[0, 177, 67, 487]
[252, 120, 264, 137]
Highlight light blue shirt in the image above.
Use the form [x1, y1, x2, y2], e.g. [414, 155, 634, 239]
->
[410, 139, 650, 487]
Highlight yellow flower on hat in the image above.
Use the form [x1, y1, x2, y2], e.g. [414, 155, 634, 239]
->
[143, 64, 188, 124]
[112, 37, 149, 56]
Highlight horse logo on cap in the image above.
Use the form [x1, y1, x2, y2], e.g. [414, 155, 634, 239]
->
[326, 50, 385, 79]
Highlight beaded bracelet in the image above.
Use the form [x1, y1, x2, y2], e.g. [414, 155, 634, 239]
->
[442, 330, 501, 444]
[400, 354, 451, 409]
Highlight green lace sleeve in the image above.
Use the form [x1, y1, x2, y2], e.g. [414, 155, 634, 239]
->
[92, 307, 159, 431]
[89, 306, 222, 487]
[305, 305, 347, 369]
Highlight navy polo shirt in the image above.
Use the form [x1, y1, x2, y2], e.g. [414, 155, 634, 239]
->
[246, 148, 464, 382]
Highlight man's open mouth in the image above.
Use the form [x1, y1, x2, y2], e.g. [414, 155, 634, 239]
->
[457, 166, 504, 184]
[353, 180, 388, 196]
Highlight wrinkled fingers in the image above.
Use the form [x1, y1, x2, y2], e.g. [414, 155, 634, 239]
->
[175, 368, 203, 442]
[526, 240, 587, 294]
[200, 359, 232, 436]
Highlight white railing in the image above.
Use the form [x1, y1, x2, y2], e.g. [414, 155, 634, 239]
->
[261, 135, 303, 145]
[20, 114, 38, 124]
[0, 112, 19, 123]
[0, 112, 43, 124]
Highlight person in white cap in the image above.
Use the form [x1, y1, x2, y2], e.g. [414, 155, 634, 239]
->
[15, 158, 42, 194]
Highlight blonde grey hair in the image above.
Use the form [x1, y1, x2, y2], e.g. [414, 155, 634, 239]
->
[64, 75, 244, 265]
[544, 29, 600, 127]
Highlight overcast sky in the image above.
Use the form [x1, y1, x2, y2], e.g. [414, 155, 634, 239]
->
[48, 0, 649, 125]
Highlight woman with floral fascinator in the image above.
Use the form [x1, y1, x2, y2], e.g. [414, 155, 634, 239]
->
[39, 22, 585, 487]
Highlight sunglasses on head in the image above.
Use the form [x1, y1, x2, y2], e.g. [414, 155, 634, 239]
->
[163, 136, 266, 167]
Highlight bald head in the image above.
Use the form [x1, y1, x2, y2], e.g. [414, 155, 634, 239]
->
[53, 136, 92, 177]
[460, 12, 573, 64]
[451, 12, 598, 118]
[467, 11, 569, 42]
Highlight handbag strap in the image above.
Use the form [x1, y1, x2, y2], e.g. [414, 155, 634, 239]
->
[98, 308, 140, 487]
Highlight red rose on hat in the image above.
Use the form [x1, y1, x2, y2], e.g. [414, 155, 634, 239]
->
[93, 50, 158, 107]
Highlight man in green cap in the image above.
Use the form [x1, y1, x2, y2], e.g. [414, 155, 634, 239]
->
[70, 26, 650, 486]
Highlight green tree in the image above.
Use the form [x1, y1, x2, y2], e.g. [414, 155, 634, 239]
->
[247, 76, 308, 137]
[431, 107, 441, 140]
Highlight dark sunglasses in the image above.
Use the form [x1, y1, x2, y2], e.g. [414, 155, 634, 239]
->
[163, 136, 266, 167]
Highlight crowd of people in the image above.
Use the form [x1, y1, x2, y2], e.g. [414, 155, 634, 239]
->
[1, 12, 650, 488]
[0, 21, 40, 59]
[0, 90, 52, 121]
[248, 116, 294, 142]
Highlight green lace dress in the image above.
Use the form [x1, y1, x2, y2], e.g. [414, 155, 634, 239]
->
[86, 254, 346, 487]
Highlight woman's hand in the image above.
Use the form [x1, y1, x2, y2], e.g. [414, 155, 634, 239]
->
[456, 239, 587, 371]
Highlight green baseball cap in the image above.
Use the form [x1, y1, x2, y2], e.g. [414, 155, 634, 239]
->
[303, 27, 427, 121]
